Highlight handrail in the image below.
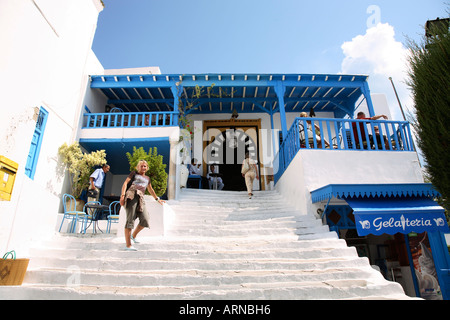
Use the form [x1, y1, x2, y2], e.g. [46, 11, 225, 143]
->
[82, 111, 179, 128]
[274, 117, 415, 183]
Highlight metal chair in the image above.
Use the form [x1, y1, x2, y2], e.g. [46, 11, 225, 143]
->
[106, 201, 121, 233]
[187, 164, 202, 189]
[60, 194, 87, 233]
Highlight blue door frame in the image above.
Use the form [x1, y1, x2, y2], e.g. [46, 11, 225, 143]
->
[428, 232, 450, 300]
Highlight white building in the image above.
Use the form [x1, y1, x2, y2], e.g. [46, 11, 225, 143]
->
[1, 1, 449, 299]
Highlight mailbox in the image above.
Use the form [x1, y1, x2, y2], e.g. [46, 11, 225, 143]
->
[0, 156, 18, 201]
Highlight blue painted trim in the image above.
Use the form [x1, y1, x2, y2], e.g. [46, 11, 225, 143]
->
[428, 232, 450, 300]
[362, 82, 375, 118]
[311, 183, 442, 203]
[90, 73, 369, 89]
[25, 107, 49, 180]
[274, 81, 288, 139]
[404, 234, 421, 297]
[82, 111, 179, 129]
[79, 137, 169, 144]
[91, 73, 371, 119]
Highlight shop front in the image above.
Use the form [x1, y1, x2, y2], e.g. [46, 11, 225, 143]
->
[311, 183, 450, 299]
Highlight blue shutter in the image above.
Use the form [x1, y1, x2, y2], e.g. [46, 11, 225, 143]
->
[25, 107, 48, 179]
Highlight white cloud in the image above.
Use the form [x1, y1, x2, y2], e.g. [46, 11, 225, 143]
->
[340, 23, 413, 121]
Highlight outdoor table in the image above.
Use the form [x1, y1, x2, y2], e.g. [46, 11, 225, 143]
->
[84, 203, 109, 233]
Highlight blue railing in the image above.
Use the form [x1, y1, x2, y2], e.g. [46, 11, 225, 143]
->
[82, 111, 179, 129]
[274, 117, 415, 183]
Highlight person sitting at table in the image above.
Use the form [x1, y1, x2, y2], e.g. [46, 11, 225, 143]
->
[352, 112, 388, 149]
[299, 112, 330, 148]
[187, 158, 207, 189]
[372, 126, 390, 150]
[207, 165, 224, 190]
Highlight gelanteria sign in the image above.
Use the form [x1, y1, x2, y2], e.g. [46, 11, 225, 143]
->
[355, 212, 449, 236]
[345, 196, 449, 236]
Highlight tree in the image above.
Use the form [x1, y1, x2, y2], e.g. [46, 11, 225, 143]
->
[407, 18, 450, 211]
[126, 146, 168, 197]
[58, 142, 107, 197]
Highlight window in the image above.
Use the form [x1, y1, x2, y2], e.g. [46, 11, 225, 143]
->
[25, 107, 49, 179]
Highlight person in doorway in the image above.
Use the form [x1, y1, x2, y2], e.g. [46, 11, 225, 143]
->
[207, 164, 224, 190]
[241, 152, 259, 199]
[87, 164, 110, 202]
[119, 160, 165, 251]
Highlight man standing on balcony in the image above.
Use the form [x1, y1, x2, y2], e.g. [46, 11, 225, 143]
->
[87, 164, 110, 202]
[352, 112, 388, 149]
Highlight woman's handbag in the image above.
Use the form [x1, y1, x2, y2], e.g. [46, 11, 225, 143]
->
[0, 250, 29, 286]
[87, 188, 98, 198]
[241, 159, 250, 174]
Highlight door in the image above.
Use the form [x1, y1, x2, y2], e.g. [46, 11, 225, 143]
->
[204, 121, 261, 191]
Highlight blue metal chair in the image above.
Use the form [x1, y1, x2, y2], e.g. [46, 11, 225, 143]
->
[60, 194, 87, 233]
[187, 164, 202, 189]
[106, 201, 121, 233]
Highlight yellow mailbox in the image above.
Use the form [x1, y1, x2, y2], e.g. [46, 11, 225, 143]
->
[0, 156, 19, 201]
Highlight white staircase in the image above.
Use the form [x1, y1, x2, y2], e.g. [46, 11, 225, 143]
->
[1, 189, 411, 299]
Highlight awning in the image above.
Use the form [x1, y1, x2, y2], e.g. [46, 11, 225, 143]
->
[346, 196, 449, 236]
[311, 183, 442, 203]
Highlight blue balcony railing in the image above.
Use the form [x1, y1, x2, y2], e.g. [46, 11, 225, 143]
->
[274, 117, 415, 183]
[82, 111, 179, 129]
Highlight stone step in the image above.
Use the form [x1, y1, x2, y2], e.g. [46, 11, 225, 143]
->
[35, 234, 345, 251]
[0, 189, 411, 300]
[24, 266, 381, 288]
[5, 280, 406, 300]
[27, 254, 370, 272]
[29, 245, 357, 262]
[166, 225, 330, 237]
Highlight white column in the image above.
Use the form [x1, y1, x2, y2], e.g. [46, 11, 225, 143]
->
[168, 139, 178, 200]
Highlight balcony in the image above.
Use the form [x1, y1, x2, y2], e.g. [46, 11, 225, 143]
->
[82, 111, 179, 129]
[275, 117, 415, 182]
[79, 111, 180, 175]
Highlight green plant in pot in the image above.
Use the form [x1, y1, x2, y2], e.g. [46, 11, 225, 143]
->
[126, 146, 168, 197]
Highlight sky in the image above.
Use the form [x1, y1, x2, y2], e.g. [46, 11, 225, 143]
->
[92, 0, 448, 121]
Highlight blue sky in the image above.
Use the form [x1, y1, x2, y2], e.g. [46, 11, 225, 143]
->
[92, 0, 448, 119]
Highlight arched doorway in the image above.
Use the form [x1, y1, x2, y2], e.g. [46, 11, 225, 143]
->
[203, 120, 262, 191]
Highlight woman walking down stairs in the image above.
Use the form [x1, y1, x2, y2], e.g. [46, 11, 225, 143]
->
[0, 189, 413, 300]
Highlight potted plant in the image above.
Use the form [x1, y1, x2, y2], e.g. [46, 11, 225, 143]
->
[126, 146, 168, 197]
[58, 142, 107, 207]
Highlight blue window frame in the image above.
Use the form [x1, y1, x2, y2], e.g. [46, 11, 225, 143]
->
[25, 107, 49, 179]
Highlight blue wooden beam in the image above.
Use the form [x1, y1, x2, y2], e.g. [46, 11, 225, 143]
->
[91, 75, 367, 90]
[362, 82, 375, 117]
[274, 81, 288, 139]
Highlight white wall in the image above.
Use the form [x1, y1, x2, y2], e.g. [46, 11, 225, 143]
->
[0, 0, 103, 256]
[275, 150, 424, 216]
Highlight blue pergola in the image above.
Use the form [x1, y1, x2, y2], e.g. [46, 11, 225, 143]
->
[90, 73, 375, 138]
